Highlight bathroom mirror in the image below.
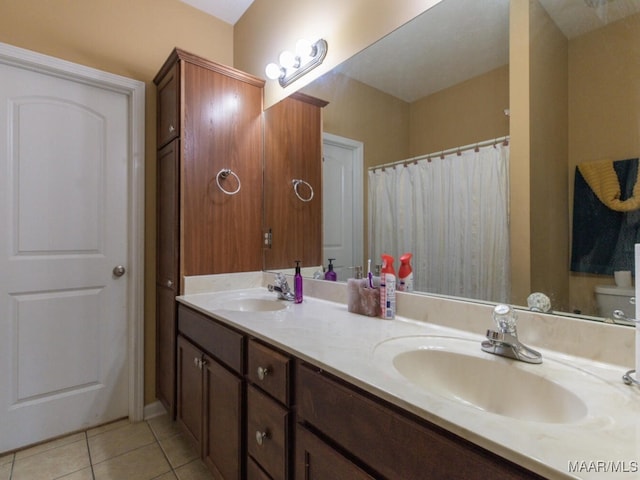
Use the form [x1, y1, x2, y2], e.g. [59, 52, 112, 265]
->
[264, 0, 640, 323]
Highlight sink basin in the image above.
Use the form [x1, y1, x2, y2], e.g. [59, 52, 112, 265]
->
[220, 298, 288, 312]
[375, 336, 588, 424]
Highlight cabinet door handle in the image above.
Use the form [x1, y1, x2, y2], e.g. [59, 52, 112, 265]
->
[200, 358, 207, 368]
[194, 357, 200, 368]
[257, 366, 270, 380]
[168, 124, 175, 133]
[255, 430, 269, 446]
[166, 279, 174, 288]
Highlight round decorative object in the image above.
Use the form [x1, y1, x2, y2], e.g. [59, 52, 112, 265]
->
[527, 292, 551, 312]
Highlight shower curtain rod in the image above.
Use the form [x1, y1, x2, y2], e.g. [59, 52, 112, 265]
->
[369, 135, 510, 171]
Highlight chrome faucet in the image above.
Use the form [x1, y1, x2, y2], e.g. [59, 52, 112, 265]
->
[267, 273, 295, 301]
[481, 304, 542, 364]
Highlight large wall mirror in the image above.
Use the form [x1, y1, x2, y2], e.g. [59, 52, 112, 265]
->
[264, 0, 640, 324]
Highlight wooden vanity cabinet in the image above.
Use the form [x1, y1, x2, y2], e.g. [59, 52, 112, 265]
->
[296, 363, 544, 480]
[177, 304, 245, 480]
[154, 48, 264, 417]
[246, 339, 293, 479]
[295, 425, 374, 480]
[263, 92, 328, 270]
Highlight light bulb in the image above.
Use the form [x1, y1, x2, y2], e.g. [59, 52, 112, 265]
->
[295, 39, 313, 59]
[278, 50, 298, 69]
[265, 63, 283, 80]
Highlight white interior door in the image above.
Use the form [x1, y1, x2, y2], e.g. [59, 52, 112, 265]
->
[0, 53, 136, 453]
[322, 133, 364, 280]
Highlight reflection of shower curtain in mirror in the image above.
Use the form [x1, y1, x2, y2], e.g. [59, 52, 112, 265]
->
[368, 143, 510, 303]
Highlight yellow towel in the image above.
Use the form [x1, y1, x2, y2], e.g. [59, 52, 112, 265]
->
[578, 159, 640, 212]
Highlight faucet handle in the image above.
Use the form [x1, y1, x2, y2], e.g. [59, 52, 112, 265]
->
[493, 304, 517, 334]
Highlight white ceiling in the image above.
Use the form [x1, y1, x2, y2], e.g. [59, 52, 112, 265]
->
[179, 0, 255, 25]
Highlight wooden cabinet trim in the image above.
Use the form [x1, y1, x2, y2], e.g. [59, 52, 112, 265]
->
[154, 48, 265, 88]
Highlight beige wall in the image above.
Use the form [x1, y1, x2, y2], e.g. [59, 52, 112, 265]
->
[0, 0, 234, 405]
[568, 12, 640, 315]
[235, 0, 443, 108]
[409, 66, 509, 156]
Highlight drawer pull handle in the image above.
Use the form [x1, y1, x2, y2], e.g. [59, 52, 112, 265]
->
[257, 366, 270, 380]
[255, 430, 269, 446]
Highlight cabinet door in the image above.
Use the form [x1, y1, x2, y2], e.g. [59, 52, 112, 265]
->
[156, 61, 179, 148]
[155, 285, 176, 417]
[203, 355, 243, 480]
[264, 93, 326, 270]
[156, 140, 180, 291]
[176, 335, 203, 451]
[181, 61, 264, 275]
[295, 425, 374, 480]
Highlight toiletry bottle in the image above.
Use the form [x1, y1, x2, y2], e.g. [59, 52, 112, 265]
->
[294, 260, 303, 304]
[380, 254, 396, 319]
[324, 258, 337, 281]
[398, 253, 413, 292]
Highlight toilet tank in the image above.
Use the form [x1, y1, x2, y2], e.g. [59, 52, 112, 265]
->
[595, 285, 635, 318]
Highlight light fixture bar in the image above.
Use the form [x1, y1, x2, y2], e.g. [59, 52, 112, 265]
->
[279, 39, 327, 87]
[265, 39, 328, 88]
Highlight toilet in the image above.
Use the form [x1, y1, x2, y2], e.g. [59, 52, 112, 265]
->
[594, 285, 635, 318]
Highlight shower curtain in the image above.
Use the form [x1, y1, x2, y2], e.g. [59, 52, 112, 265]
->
[368, 143, 510, 303]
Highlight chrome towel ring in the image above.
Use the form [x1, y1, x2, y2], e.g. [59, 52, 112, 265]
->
[292, 179, 314, 202]
[216, 168, 241, 195]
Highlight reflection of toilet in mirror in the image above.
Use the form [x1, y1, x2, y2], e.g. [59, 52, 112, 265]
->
[595, 285, 635, 318]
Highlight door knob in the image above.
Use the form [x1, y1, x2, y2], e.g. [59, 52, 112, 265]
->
[113, 265, 126, 277]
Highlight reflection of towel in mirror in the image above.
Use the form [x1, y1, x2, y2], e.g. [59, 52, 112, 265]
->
[571, 158, 640, 274]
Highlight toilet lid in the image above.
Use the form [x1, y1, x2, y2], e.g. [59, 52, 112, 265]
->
[595, 285, 635, 296]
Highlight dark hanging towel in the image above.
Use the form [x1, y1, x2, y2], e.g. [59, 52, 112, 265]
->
[570, 158, 640, 274]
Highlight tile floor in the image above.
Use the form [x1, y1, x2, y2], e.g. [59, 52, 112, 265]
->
[0, 415, 214, 480]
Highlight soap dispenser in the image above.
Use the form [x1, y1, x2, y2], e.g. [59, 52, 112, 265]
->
[324, 258, 337, 281]
[294, 260, 303, 304]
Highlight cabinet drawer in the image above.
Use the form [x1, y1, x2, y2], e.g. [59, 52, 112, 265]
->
[247, 385, 289, 480]
[247, 339, 291, 405]
[297, 364, 541, 480]
[178, 304, 244, 374]
[156, 61, 179, 148]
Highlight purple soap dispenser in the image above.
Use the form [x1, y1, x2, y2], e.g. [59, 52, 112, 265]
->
[294, 260, 303, 304]
[324, 258, 337, 281]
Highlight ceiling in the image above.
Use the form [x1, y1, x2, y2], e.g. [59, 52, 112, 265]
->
[179, 0, 255, 25]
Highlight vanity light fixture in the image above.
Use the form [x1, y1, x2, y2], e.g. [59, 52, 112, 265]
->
[265, 38, 328, 88]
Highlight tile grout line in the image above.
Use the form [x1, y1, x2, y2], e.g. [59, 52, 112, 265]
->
[84, 431, 96, 480]
[147, 420, 179, 479]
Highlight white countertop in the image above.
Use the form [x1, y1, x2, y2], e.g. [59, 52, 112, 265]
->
[178, 287, 640, 480]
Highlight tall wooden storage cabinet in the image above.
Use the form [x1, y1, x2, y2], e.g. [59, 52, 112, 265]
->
[154, 48, 264, 416]
[263, 92, 328, 271]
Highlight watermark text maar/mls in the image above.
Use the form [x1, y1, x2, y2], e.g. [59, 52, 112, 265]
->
[568, 460, 639, 474]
